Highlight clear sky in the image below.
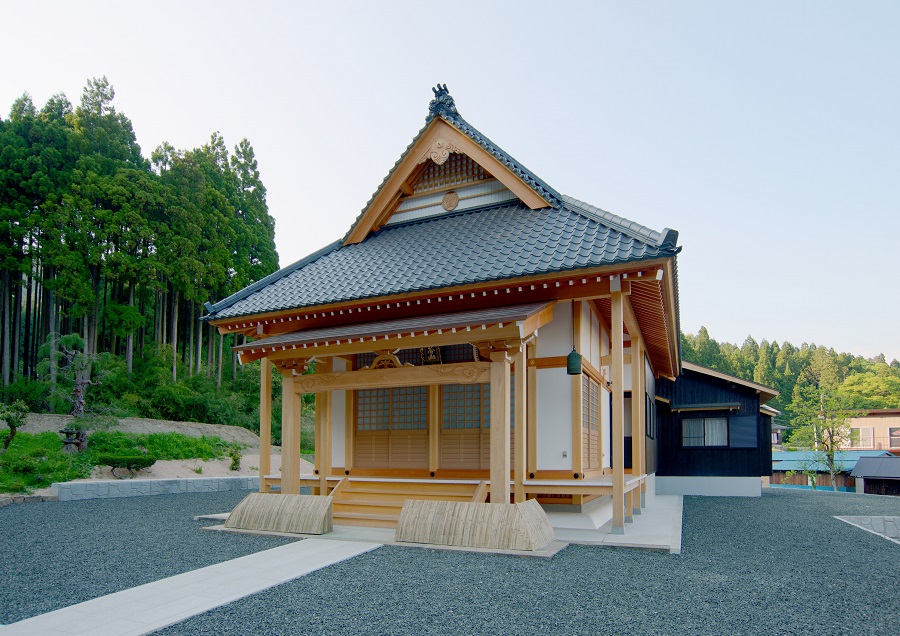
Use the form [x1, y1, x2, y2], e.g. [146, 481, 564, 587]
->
[3, 1, 899, 361]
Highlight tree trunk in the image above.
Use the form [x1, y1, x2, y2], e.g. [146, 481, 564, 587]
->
[11, 272, 21, 377]
[171, 290, 178, 382]
[206, 323, 214, 378]
[196, 306, 203, 375]
[188, 303, 195, 376]
[217, 332, 223, 388]
[23, 264, 33, 377]
[126, 283, 134, 374]
[2, 269, 11, 387]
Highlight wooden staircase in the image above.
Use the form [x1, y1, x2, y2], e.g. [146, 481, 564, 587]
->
[331, 479, 482, 528]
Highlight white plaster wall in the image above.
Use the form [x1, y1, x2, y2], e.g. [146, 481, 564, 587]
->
[655, 476, 762, 497]
[590, 312, 601, 368]
[536, 367, 572, 470]
[623, 345, 633, 392]
[331, 390, 346, 467]
[331, 358, 347, 468]
[602, 386, 611, 468]
[537, 301, 573, 358]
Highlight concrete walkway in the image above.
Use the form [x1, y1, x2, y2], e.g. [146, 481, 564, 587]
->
[1, 539, 380, 636]
[835, 515, 900, 545]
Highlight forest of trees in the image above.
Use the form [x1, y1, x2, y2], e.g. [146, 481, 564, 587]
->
[0, 78, 278, 426]
[2, 78, 897, 447]
[681, 327, 900, 437]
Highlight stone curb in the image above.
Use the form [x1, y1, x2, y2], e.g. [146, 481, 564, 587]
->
[0, 494, 59, 507]
[50, 476, 260, 501]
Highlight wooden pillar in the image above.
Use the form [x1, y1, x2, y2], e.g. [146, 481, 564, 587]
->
[489, 350, 511, 504]
[280, 370, 301, 494]
[513, 346, 527, 503]
[428, 385, 440, 474]
[526, 342, 538, 477]
[611, 280, 626, 532]
[345, 389, 354, 471]
[571, 302, 583, 480]
[315, 358, 332, 494]
[631, 337, 643, 514]
[258, 358, 272, 492]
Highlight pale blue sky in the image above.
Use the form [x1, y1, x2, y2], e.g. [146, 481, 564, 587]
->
[3, 1, 898, 361]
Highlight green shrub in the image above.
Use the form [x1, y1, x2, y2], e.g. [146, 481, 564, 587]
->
[227, 445, 241, 471]
[97, 453, 156, 477]
[87, 431, 228, 462]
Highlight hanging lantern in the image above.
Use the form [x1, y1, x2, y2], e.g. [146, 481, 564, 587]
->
[567, 347, 582, 375]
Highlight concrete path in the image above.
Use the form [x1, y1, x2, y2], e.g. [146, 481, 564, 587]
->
[835, 515, 900, 546]
[1, 539, 380, 636]
[552, 494, 684, 553]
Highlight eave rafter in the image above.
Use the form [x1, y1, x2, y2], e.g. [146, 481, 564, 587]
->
[211, 262, 670, 340]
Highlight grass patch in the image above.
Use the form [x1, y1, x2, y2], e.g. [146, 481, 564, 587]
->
[87, 431, 232, 462]
[0, 431, 237, 494]
[0, 432, 92, 493]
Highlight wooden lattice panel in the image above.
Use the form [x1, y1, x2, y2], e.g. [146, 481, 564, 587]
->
[413, 154, 489, 194]
[224, 493, 333, 535]
[395, 499, 555, 551]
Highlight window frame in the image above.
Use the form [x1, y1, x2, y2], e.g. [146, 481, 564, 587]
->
[682, 416, 729, 448]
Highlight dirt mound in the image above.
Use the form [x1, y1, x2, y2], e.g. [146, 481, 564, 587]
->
[23, 413, 260, 448]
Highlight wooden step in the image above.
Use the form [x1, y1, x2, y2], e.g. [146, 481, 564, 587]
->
[333, 510, 401, 528]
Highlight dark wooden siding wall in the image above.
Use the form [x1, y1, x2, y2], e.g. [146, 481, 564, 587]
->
[656, 369, 770, 477]
[645, 355, 658, 474]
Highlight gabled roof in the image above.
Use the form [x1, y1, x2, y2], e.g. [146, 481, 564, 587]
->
[851, 456, 900, 479]
[681, 361, 779, 404]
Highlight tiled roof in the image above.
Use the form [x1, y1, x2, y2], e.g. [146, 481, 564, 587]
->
[205, 86, 680, 322]
[851, 456, 900, 479]
[206, 200, 680, 321]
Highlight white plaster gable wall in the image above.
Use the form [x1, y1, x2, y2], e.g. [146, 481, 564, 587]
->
[331, 357, 346, 467]
[537, 301, 573, 357]
[536, 367, 572, 470]
[624, 344, 633, 392]
[590, 311, 601, 368]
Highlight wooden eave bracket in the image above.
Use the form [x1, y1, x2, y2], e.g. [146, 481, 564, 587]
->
[343, 118, 551, 246]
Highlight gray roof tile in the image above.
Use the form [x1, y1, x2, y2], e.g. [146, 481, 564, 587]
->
[207, 201, 679, 320]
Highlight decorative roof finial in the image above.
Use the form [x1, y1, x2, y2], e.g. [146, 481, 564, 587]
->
[428, 84, 457, 118]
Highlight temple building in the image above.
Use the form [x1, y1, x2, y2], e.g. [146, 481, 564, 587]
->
[203, 85, 683, 536]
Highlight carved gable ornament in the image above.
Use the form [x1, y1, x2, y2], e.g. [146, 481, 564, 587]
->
[417, 137, 462, 166]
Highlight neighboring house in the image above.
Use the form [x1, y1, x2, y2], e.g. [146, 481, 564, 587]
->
[771, 450, 893, 491]
[654, 362, 779, 496]
[202, 86, 682, 534]
[841, 409, 900, 452]
[851, 456, 900, 495]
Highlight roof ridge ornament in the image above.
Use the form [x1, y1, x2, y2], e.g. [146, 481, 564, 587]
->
[428, 84, 457, 118]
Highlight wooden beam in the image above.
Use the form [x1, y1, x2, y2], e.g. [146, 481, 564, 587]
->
[258, 358, 272, 492]
[611, 281, 625, 531]
[292, 362, 491, 393]
[489, 350, 512, 504]
[428, 385, 440, 474]
[513, 346, 527, 503]
[281, 371, 301, 494]
[248, 325, 525, 364]
[526, 342, 538, 477]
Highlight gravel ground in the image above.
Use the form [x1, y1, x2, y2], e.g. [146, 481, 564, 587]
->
[151, 490, 900, 636]
[0, 491, 293, 624]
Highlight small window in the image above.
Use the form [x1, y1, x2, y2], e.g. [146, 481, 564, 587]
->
[850, 427, 874, 448]
[645, 394, 655, 439]
[682, 417, 728, 447]
[890, 428, 900, 449]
